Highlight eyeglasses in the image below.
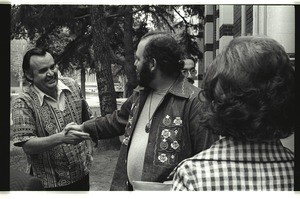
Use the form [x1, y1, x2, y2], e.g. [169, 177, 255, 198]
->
[181, 68, 197, 77]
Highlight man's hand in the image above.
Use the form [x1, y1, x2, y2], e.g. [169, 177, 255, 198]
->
[64, 122, 84, 133]
[62, 122, 90, 145]
[64, 122, 98, 147]
[22, 122, 91, 154]
[62, 133, 89, 145]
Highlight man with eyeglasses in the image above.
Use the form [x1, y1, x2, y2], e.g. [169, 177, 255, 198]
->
[182, 57, 197, 84]
[11, 48, 93, 191]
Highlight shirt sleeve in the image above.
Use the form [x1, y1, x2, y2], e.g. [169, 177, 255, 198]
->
[172, 163, 194, 191]
[188, 97, 219, 153]
[11, 97, 37, 147]
[83, 93, 133, 140]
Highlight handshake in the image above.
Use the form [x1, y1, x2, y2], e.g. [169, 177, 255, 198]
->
[61, 122, 98, 146]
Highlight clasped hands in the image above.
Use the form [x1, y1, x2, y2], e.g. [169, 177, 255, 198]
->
[61, 122, 90, 145]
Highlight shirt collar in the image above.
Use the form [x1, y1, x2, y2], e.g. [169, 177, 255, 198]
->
[134, 74, 198, 99]
[168, 74, 196, 98]
[32, 79, 71, 106]
[196, 137, 294, 163]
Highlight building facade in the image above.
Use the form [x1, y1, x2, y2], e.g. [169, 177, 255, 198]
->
[203, 5, 295, 74]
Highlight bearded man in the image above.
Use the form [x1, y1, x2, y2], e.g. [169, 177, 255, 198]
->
[66, 31, 218, 191]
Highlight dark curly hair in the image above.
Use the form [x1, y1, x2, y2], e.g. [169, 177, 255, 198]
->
[141, 31, 184, 77]
[200, 36, 295, 142]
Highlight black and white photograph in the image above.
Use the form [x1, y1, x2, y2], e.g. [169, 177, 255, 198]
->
[2, 2, 298, 197]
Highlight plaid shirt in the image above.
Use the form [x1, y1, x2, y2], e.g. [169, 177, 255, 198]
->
[171, 137, 294, 191]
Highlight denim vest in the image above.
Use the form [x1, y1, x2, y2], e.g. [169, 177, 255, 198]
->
[84, 75, 218, 190]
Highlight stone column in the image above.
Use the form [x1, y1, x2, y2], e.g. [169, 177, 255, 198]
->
[203, 5, 214, 73]
[218, 5, 234, 51]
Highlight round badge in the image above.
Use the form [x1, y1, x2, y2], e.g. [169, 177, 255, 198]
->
[171, 141, 180, 150]
[160, 141, 169, 150]
[161, 129, 171, 139]
[173, 117, 182, 126]
[158, 153, 168, 163]
[163, 115, 172, 126]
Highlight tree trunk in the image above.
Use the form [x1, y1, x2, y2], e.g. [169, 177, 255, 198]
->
[123, 5, 137, 97]
[80, 66, 86, 99]
[90, 5, 121, 150]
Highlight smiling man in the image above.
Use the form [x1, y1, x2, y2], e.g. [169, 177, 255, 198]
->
[11, 48, 93, 191]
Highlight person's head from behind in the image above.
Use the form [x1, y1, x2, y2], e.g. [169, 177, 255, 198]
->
[134, 31, 184, 87]
[182, 57, 197, 84]
[22, 48, 58, 96]
[201, 36, 295, 142]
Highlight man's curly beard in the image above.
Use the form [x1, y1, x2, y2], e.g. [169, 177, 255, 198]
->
[137, 60, 155, 88]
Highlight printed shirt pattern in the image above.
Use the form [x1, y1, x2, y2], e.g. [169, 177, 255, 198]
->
[172, 137, 294, 191]
[11, 77, 92, 188]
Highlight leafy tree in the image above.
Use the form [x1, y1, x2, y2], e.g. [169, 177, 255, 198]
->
[11, 4, 204, 95]
[173, 5, 204, 59]
[11, 4, 205, 149]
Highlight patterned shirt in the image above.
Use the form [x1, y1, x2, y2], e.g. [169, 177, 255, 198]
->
[11, 77, 93, 188]
[171, 137, 294, 191]
[32, 80, 70, 111]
